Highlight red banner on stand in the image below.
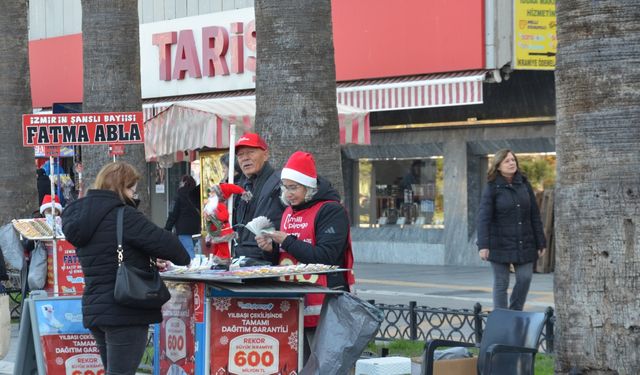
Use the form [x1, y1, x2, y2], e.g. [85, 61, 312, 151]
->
[210, 297, 301, 375]
[159, 282, 197, 374]
[45, 240, 85, 295]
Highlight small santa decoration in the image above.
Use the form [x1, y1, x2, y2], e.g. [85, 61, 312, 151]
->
[203, 183, 252, 261]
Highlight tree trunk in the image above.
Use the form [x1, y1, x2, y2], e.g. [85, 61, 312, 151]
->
[555, 1, 640, 373]
[81, 1, 148, 213]
[254, 0, 343, 196]
[0, 0, 38, 222]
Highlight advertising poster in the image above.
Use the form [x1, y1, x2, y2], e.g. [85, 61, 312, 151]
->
[35, 299, 104, 375]
[210, 297, 301, 375]
[513, 0, 557, 70]
[45, 240, 85, 295]
[159, 282, 197, 375]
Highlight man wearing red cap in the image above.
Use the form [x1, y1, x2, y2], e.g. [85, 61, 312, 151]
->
[256, 151, 355, 363]
[233, 133, 286, 263]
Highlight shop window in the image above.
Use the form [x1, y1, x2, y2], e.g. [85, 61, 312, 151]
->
[357, 157, 444, 228]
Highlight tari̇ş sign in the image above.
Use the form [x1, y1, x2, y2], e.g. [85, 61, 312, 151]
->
[22, 112, 144, 147]
[140, 7, 256, 98]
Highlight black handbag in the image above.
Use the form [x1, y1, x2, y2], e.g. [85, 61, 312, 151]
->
[113, 207, 171, 309]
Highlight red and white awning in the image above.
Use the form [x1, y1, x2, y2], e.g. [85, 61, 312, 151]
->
[336, 70, 486, 111]
[143, 98, 369, 163]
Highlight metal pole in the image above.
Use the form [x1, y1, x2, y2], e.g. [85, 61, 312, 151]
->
[227, 124, 236, 258]
[49, 156, 59, 296]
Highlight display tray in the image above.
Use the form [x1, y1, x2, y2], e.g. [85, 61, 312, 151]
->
[12, 218, 65, 240]
[161, 264, 349, 284]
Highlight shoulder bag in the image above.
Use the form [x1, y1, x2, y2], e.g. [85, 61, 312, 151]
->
[113, 207, 171, 309]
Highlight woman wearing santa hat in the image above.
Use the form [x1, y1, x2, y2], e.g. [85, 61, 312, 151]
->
[256, 150, 355, 363]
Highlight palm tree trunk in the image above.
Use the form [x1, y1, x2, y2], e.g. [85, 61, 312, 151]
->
[555, 1, 640, 373]
[254, 0, 343, 196]
[0, 0, 38, 222]
[81, 0, 148, 212]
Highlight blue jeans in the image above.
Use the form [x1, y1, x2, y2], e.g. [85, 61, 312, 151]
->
[178, 234, 195, 259]
[90, 325, 149, 375]
[490, 261, 534, 311]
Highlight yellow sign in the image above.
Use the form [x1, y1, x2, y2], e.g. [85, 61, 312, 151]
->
[513, 0, 557, 70]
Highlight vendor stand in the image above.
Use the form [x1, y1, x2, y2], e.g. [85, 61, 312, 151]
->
[155, 264, 347, 375]
[13, 111, 144, 375]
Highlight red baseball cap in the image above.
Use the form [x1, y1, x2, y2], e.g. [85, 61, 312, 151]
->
[235, 133, 268, 152]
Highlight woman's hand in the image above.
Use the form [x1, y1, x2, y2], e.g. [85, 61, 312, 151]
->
[268, 231, 288, 245]
[156, 259, 169, 271]
[538, 248, 546, 257]
[479, 248, 489, 261]
[256, 235, 273, 252]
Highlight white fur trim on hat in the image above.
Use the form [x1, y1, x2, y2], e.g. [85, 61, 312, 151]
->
[281, 168, 317, 188]
[40, 202, 63, 214]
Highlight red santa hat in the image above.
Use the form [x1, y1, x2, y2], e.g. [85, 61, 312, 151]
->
[281, 151, 317, 188]
[40, 194, 63, 214]
[213, 183, 252, 202]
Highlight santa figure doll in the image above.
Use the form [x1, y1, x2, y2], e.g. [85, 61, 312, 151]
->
[203, 183, 252, 261]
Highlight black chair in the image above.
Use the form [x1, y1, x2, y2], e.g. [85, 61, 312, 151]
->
[422, 308, 550, 375]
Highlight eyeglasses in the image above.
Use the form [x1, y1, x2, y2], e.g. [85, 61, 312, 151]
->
[280, 183, 303, 193]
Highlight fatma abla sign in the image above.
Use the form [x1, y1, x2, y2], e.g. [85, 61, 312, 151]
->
[22, 112, 144, 147]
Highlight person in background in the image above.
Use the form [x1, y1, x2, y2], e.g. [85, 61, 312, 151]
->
[256, 151, 355, 363]
[165, 175, 201, 259]
[36, 168, 51, 206]
[61, 162, 190, 375]
[476, 149, 546, 311]
[219, 152, 242, 183]
[233, 133, 285, 263]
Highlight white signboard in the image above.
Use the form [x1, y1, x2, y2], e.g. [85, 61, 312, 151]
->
[140, 7, 256, 99]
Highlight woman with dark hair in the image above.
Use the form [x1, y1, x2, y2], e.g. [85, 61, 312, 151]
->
[476, 149, 546, 311]
[61, 161, 190, 374]
[165, 174, 201, 259]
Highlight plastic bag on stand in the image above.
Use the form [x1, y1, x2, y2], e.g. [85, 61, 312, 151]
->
[300, 293, 383, 375]
[0, 223, 25, 271]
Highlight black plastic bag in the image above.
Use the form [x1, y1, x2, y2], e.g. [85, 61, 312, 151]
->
[301, 293, 383, 375]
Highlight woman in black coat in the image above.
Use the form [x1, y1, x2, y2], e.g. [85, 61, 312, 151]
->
[62, 162, 190, 375]
[476, 149, 546, 311]
[165, 175, 201, 259]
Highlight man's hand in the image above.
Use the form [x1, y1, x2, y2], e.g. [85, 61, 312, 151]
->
[256, 235, 273, 252]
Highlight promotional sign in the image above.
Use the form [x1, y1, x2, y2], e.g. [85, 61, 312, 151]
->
[35, 145, 75, 157]
[45, 240, 85, 295]
[108, 144, 126, 156]
[159, 282, 197, 375]
[513, 0, 557, 70]
[210, 297, 301, 375]
[35, 299, 104, 375]
[22, 112, 144, 147]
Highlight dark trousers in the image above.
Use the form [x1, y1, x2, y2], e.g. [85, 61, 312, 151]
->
[303, 327, 316, 364]
[490, 261, 534, 311]
[90, 325, 149, 375]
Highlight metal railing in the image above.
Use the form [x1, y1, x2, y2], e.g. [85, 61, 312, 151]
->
[369, 300, 555, 353]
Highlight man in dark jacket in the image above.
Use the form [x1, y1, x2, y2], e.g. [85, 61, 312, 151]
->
[36, 168, 51, 205]
[233, 133, 286, 264]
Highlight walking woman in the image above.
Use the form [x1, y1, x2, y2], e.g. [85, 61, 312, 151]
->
[476, 149, 546, 311]
[62, 162, 190, 374]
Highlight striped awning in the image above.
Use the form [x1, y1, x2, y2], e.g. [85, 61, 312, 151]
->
[143, 98, 370, 164]
[336, 70, 487, 111]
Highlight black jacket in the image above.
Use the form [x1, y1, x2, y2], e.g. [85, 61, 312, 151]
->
[61, 190, 190, 328]
[476, 172, 546, 264]
[233, 162, 286, 263]
[36, 168, 51, 205]
[279, 176, 351, 291]
[165, 186, 201, 235]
